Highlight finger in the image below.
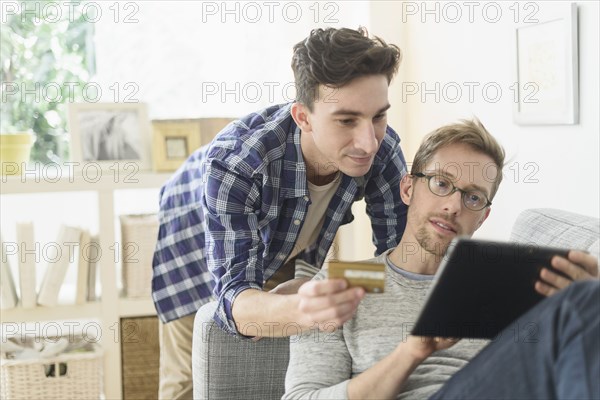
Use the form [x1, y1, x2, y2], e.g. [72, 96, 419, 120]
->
[308, 297, 362, 325]
[316, 309, 358, 331]
[434, 337, 459, 343]
[297, 279, 348, 297]
[539, 267, 571, 289]
[535, 279, 558, 298]
[551, 255, 595, 281]
[438, 337, 460, 343]
[567, 251, 599, 277]
[436, 337, 460, 350]
[298, 287, 364, 313]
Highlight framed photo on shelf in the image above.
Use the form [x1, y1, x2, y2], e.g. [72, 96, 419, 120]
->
[68, 102, 152, 170]
[513, 3, 578, 125]
[151, 119, 202, 172]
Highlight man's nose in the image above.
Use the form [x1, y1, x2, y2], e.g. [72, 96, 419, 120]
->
[442, 190, 463, 214]
[354, 123, 378, 155]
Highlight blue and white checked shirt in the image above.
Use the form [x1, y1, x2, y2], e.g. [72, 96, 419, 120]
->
[152, 103, 408, 335]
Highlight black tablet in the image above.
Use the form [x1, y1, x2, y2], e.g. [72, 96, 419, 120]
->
[411, 238, 570, 339]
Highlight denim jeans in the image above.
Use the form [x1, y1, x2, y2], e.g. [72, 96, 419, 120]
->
[430, 280, 600, 400]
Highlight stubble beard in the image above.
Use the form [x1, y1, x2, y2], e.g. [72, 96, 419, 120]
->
[415, 215, 457, 262]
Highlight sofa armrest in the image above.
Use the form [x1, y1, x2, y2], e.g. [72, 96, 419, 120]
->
[192, 301, 290, 400]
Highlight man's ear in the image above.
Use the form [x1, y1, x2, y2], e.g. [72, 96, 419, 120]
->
[475, 207, 491, 230]
[291, 102, 312, 133]
[400, 174, 413, 206]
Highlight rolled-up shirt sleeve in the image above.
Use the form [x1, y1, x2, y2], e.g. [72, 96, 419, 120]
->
[202, 158, 265, 335]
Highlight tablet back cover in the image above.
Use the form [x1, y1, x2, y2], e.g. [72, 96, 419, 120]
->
[411, 238, 569, 339]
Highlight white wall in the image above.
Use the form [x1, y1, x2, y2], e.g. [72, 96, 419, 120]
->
[94, 1, 370, 119]
[398, 1, 599, 240]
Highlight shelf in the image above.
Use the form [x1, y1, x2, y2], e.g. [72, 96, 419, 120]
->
[0, 298, 156, 323]
[1, 170, 173, 194]
[118, 298, 157, 318]
[1, 166, 166, 400]
[0, 302, 102, 323]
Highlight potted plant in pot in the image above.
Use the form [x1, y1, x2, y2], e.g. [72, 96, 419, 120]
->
[0, 128, 36, 176]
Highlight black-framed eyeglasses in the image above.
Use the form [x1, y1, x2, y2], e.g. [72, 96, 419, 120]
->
[412, 172, 492, 211]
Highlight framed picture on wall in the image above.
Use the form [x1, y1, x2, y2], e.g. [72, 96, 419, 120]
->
[151, 119, 202, 172]
[68, 102, 153, 170]
[513, 3, 578, 125]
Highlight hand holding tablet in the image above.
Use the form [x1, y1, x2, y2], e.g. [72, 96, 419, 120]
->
[412, 238, 573, 339]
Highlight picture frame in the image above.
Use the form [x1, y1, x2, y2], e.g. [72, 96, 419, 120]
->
[151, 119, 202, 172]
[513, 3, 579, 125]
[68, 102, 153, 170]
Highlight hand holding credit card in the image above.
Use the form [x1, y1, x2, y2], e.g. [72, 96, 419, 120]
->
[327, 261, 386, 293]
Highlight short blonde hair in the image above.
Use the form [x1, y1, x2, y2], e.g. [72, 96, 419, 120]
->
[411, 119, 505, 200]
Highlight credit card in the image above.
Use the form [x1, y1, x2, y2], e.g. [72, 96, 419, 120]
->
[327, 261, 385, 293]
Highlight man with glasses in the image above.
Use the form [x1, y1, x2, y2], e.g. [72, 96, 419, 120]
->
[284, 119, 599, 399]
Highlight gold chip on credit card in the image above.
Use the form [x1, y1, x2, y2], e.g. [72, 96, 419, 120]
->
[327, 261, 385, 293]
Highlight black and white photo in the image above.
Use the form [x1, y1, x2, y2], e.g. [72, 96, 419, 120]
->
[68, 103, 152, 170]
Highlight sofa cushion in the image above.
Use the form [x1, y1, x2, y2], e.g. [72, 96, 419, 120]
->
[510, 208, 600, 259]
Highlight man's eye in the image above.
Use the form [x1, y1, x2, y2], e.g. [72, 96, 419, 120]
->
[468, 193, 481, 202]
[373, 114, 386, 121]
[338, 119, 356, 126]
[433, 177, 450, 188]
[468, 192, 487, 205]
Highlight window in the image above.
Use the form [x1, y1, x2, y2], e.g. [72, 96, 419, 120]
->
[1, 2, 94, 163]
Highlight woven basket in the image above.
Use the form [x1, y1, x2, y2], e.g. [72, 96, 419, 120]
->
[0, 344, 103, 399]
[121, 317, 160, 399]
[120, 214, 159, 298]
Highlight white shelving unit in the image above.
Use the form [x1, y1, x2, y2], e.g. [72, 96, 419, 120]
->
[1, 170, 172, 400]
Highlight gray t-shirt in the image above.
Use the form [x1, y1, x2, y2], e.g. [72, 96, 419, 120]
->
[283, 250, 488, 399]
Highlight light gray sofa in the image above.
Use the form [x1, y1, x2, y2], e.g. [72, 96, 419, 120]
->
[192, 208, 600, 399]
[192, 301, 289, 400]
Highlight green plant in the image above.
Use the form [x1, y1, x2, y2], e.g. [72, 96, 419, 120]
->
[0, 1, 94, 163]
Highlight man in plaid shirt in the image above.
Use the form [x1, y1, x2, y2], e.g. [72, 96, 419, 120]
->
[152, 27, 408, 399]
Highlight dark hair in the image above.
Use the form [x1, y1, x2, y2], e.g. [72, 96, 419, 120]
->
[291, 27, 402, 110]
[411, 118, 506, 200]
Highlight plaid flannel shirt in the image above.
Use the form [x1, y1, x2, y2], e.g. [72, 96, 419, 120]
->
[151, 103, 408, 334]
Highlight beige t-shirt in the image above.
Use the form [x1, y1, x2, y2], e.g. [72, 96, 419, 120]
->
[286, 173, 342, 264]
